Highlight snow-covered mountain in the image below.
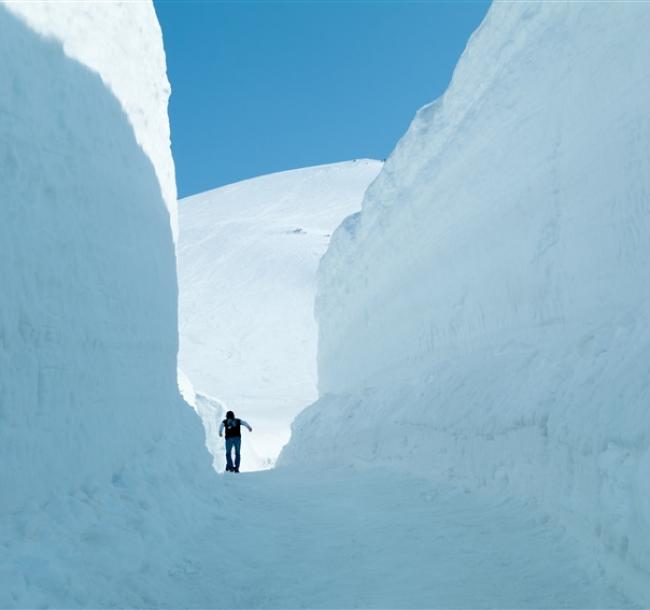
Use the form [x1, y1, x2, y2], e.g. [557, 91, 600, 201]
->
[177, 160, 382, 466]
[281, 1, 650, 601]
[0, 3, 218, 606]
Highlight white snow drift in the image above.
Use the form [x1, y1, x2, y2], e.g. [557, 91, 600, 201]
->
[282, 1, 650, 603]
[177, 160, 381, 465]
[0, 3, 217, 606]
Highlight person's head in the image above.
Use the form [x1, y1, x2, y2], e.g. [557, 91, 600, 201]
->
[226, 410, 235, 419]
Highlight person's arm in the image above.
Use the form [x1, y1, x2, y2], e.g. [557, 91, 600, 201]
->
[218, 420, 225, 437]
[240, 420, 253, 432]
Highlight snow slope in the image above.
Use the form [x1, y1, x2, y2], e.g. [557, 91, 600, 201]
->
[178, 160, 381, 465]
[281, 1, 650, 602]
[0, 4, 217, 605]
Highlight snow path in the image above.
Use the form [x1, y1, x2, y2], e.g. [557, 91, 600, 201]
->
[191, 468, 631, 608]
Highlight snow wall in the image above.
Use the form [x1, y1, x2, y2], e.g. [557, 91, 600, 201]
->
[281, 1, 650, 602]
[3, 0, 178, 236]
[0, 4, 216, 605]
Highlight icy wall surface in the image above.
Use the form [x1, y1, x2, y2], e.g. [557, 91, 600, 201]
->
[282, 1, 650, 601]
[178, 160, 381, 465]
[4, 0, 178, 236]
[0, 4, 216, 605]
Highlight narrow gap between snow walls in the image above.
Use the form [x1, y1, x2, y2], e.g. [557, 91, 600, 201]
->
[175, 159, 383, 472]
[3, 0, 650, 607]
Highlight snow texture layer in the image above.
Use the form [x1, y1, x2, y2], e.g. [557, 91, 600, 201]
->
[3, 0, 178, 237]
[178, 160, 381, 465]
[282, 1, 650, 603]
[0, 5, 217, 605]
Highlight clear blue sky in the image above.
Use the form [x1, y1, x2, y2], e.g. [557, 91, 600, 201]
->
[154, 1, 490, 198]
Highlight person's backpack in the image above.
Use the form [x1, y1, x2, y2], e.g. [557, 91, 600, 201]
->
[224, 417, 241, 438]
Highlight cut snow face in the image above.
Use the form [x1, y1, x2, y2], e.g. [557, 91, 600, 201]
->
[281, 1, 650, 602]
[3, 0, 178, 237]
[177, 160, 382, 467]
[0, 1, 203, 513]
[0, 5, 218, 606]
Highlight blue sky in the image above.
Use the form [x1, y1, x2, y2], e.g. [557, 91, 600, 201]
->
[154, 1, 490, 198]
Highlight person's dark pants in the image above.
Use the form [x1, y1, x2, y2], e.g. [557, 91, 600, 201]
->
[225, 437, 241, 471]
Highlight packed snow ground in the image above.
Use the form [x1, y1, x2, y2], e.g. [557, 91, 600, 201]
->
[0, 458, 635, 607]
[177, 160, 381, 467]
[214, 467, 631, 608]
[12, 464, 623, 609]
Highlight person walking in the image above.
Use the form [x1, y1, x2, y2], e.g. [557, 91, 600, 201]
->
[218, 410, 253, 473]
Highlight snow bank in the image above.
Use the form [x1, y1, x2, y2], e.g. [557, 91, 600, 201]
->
[281, 2, 650, 601]
[0, 4, 216, 605]
[178, 160, 381, 465]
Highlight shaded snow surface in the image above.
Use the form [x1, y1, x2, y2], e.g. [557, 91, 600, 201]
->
[126, 466, 629, 609]
[3, 0, 178, 236]
[177, 160, 382, 467]
[0, 4, 219, 606]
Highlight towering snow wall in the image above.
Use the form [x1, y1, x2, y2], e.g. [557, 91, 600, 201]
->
[0, 4, 216, 605]
[282, 1, 650, 601]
